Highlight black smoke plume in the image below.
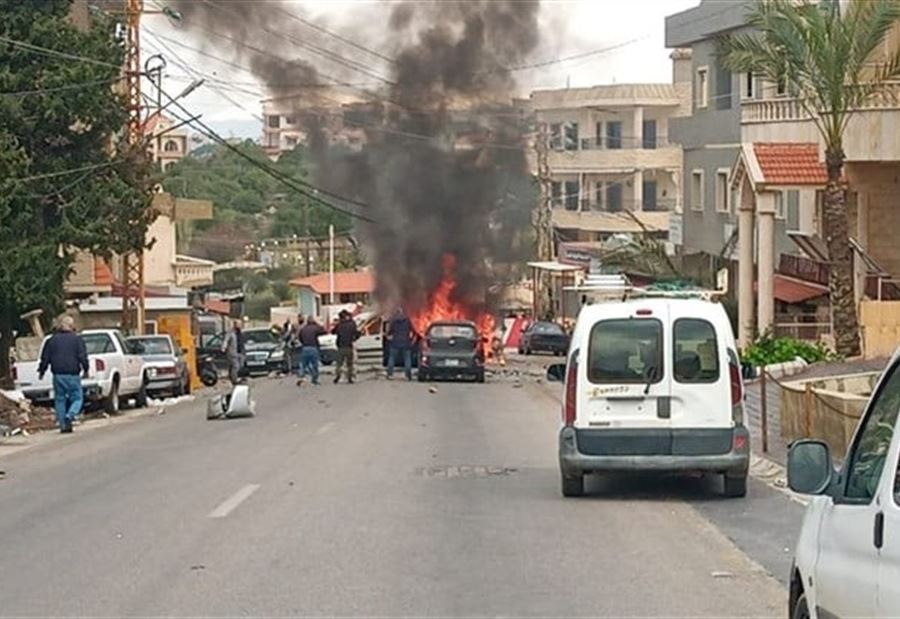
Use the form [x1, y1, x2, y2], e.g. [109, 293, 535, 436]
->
[171, 1, 540, 315]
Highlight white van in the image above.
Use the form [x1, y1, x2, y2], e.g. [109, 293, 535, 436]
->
[547, 297, 749, 498]
[785, 350, 900, 619]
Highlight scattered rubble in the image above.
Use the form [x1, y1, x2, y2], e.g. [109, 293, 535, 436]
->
[1, 389, 56, 434]
[428, 386, 438, 394]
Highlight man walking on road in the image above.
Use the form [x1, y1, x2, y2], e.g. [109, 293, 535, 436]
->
[223, 320, 245, 385]
[297, 316, 326, 386]
[332, 310, 360, 384]
[387, 307, 415, 381]
[38, 315, 89, 434]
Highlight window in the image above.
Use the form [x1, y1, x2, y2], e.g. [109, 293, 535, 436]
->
[606, 183, 623, 213]
[428, 324, 477, 339]
[673, 319, 719, 383]
[549, 123, 562, 150]
[715, 170, 730, 213]
[642, 119, 657, 149]
[129, 337, 172, 355]
[534, 322, 565, 336]
[696, 67, 709, 108]
[564, 180, 580, 211]
[82, 333, 114, 355]
[551, 181, 563, 207]
[243, 329, 279, 345]
[563, 122, 579, 151]
[776, 76, 788, 97]
[691, 170, 705, 211]
[588, 319, 663, 384]
[714, 61, 732, 110]
[114, 331, 129, 354]
[285, 116, 296, 126]
[845, 361, 900, 502]
[775, 191, 786, 220]
[267, 114, 281, 129]
[163, 139, 179, 153]
[606, 121, 622, 149]
[594, 182, 604, 210]
[742, 72, 756, 100]
[285, 136, 298, 147]
[595, 121, 603, 148]
[643, 180, 658, 211]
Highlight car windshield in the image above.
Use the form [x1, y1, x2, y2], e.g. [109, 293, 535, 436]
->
[130, 337, 172, 355]
[243, 330, 278, 345]
[533, 322, 565, 335]
[428, 324, 477, 339]
[81, 333, 115, 355]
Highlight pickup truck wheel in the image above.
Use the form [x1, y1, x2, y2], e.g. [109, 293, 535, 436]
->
[104, 380, 120, 414]
[183, 373, 191, 395]
[724, 474, 748, 498]
[561, 474, 584, 498]
[134, 380, 148, 409]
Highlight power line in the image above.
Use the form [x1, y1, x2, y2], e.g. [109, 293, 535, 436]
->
[0, 34, 121, 69]
[14, 161, 119, 183]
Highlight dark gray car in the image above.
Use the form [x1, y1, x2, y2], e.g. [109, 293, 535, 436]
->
[418, 321, 485, 383]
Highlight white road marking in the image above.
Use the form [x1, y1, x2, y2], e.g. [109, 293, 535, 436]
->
[315, 422, 335, 436]
[208, 484, 260, 519]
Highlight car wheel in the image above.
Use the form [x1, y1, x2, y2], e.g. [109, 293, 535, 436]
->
[561, 473, 584, 497]
[183, 372, 191, 395]
[134, 379, 148, 409]
[475, 370, 485, 384]
[418, 370, 428, 382]
[724, 474, 748, 498]
[525, 346, 532, 356]
[791, 593, 810, 619]
[104, 379, 120, 414]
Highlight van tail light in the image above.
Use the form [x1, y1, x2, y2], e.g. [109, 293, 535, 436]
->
[563, 352, 579, 427]
[95, 358, 106, 373]
[729, 360, 742, 406]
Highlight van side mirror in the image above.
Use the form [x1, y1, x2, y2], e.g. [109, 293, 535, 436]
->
[546, 363, 566, 382]
[787, 439, 834, 495]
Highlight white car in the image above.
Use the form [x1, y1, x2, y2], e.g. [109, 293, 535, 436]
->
[547, 297, 749, 498]
[786, 352, 900, 618]
[15, 328, 147, 414]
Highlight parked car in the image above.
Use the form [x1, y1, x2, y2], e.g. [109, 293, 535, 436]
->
[518, 321, 569, 356]
[418, 321, 485, 383]
[785, 353, 900, 619]
[241, 327, 285, 376]
[127, 335, 190, 397]
[14, 328, 148, 413]
[547, 298, 749, 498]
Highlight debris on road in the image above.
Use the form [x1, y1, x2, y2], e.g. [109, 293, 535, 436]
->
[428, 386, 438, 394]
[711, 571, 734, 579]
[190, 564, 206, 571]
[207, 385, 256, 420]
[1, 389, 55, 433]
[0, 470, 6, 480]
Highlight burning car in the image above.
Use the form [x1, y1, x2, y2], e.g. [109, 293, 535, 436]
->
[418, 320, 485, 383]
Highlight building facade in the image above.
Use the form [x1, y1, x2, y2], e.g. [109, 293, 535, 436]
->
[145, 113, 188, 172]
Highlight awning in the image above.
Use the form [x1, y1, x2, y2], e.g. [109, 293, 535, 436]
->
[526, 261, 584, 273]
[774, 275, 829, 304]
[788, 231, 889, 276]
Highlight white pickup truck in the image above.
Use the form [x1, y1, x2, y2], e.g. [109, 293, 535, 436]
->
[14, 329, 148, 414]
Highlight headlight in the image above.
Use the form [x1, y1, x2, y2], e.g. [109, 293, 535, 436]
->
[147, 368, 158, 378]
[269, 350, 285, 361]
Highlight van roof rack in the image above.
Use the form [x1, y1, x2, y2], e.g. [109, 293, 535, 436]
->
[564, 269, 729, 303]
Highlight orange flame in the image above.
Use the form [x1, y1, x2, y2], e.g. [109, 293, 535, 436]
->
[410, 254, 496, 357]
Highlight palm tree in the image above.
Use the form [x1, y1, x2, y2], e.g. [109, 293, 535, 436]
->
[718, 0, 900, 357]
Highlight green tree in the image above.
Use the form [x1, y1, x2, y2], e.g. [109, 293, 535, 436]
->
[718, 0, 900, 357]
[0, 0, 155, 386]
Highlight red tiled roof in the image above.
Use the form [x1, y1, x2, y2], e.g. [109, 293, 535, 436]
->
[753, 143, 828, 186]
[289, 271, 374, 295]
[204, 299, 231, 315]
[773, 274, 829, 304]
[93, 257, 115, 286]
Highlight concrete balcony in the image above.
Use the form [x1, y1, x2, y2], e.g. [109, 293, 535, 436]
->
[548, 145, 681, 174]
[740, 82, 900, 162]
[552, 207, 670, 236]
[174, 255, 215, 288]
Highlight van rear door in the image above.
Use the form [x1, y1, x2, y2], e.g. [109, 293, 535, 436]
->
[668, 309, 734, 455]
[576, 305, 672, 450]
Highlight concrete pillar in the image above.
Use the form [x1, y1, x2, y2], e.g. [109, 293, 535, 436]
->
[738, 201, 755, 348]
[632, 106, 644, 149]
[633, 170, 644, 211]
[757, 192, 777, 335]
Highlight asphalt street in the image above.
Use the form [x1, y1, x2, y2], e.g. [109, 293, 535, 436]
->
[0, 368, 795, 617]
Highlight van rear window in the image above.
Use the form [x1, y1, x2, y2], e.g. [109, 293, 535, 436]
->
[588, 319, 662, 384]
[673, 319, 719, 383]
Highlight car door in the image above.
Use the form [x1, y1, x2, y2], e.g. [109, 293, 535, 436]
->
[114, 331, 142, 393]
[876, 403, 900, 616]
[816, 360, 900, 619]
[577, 304, 672, 440]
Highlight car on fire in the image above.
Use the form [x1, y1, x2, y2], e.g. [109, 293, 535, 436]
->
[418, 320, 485, 383]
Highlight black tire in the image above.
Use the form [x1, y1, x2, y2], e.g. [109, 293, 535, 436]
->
[200, 370, 217, 387]
[104, 378, 120, 414]
[475, 370, 485, 384]
[791, 593, 810, 619]
[724, 474, 748, 498]
[561, 474, 584, 497]
[418, 370, 428, 382]
[525, 346, 532, 356]
[183, 372, 191, 395]
[134, 378, 148, 409]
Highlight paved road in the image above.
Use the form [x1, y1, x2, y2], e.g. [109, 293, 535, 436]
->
[0, 373, 789, 617]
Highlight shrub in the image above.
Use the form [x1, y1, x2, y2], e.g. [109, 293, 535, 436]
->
[741, 331, 838, 367]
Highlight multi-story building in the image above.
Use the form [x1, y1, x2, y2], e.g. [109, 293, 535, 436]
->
[261, 92, 372, 159]
[144, 112, 188, 171]
[530, 82, 690, 246]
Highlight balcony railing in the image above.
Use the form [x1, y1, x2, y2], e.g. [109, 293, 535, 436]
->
[564, 136, 669, 151]
[742, 81, 900, 123]
[551, 198, 676, 213]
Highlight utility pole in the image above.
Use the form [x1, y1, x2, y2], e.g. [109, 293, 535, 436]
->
[121, 0, 145, 335]
[534, 122, 554, 319]
[304, 198, 312, 277]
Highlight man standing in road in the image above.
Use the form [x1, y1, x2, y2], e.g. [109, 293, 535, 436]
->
[38, 315, 89, 434]
[332, 310, 360, 384]
[297, 315, 326, 386]
[223, 319, 245, 385]
[387, 307, 415, 381]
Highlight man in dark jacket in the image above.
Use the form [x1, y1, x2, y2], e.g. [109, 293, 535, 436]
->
[297, 316, 326, 386]
[38, 315, 89, 433]
[332, 310, 361, 384]
[387, 307, 415, 381]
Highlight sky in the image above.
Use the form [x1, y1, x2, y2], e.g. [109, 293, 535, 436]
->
[141, 0, 700, 141]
